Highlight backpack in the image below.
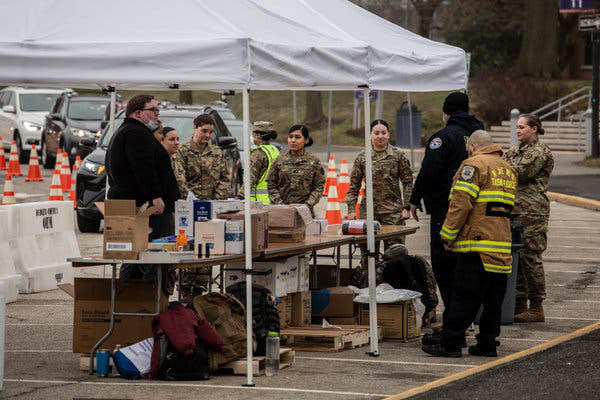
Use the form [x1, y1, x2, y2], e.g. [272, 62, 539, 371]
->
[156, 334, 210, 381]
[192, 292, 249, 371]
[226, 282, 280, 356]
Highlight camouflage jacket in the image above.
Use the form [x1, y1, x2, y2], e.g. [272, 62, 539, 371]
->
[503, 140, 554, 216]
[266, 150, 325, 211]
[173, 141, 230, 200]
[346, 145, 413, 215]
[250, 147, 269, 188]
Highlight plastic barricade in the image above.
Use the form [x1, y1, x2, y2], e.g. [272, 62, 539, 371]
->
[8, 201, 78, 293]
[0, 210, 20, 302]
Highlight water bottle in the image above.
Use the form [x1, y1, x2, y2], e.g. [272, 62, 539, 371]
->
[265, 331, 280, 376]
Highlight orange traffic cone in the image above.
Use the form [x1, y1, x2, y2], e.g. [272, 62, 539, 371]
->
[60, 153, 72, 194]
[338, 159, 350, 201]
[323, 154, 337, 197]
[325, 185, 342, 225]
[0, 149, 6, 170]
[355, 179, 365, 218]
[49, 168, 63, 201]
[2, 173, 16, 205]
[25, 144, 44, 181]
[7, 140, 22, 176]
[55, 149, 63, 173]
[74, 155, 82, 171]
[69, 162, 78, 208]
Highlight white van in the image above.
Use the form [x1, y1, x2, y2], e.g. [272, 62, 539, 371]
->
[0, 87, 70, 163]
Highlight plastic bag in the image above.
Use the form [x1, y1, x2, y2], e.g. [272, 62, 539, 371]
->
[351, 283, 422, 304]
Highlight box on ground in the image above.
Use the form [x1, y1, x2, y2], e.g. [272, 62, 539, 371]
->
[291, 291, 311, 326]
[358, 301, 420, 341]
[194, 219, 225, 255]
[68, 278, 167, 354]
[217, 209, 268, 253]
[314, 266, 352, 290]
[311, 287, 355, 318]
[97, 200, 156, 260]
[276, 295, 292, 328]
[297, 255, 310, 292]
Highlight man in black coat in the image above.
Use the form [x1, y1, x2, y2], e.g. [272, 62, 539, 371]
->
[106, 95, 180, 280]
[408, 92, 484, 344]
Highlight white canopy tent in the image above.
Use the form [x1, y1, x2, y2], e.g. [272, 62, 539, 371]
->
[0, 0, 466, 386]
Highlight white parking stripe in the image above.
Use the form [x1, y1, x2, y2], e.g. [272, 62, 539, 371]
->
[3, 379, 389, 398]
[546, 316, 600, 321]
[296, 356, 475, 368]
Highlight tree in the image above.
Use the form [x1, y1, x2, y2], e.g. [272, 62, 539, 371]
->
[303, 91, 326, 130]
[410, 0, 443, 38]
[516, 0, 559, 78]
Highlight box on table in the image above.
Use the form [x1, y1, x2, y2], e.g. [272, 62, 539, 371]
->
[269, 229, 306, 243]
[225, 220, 244, 254]
[175, 200, 195, 238]
[96, 200, 156, 260]
[217, 209, 268, 253]
[311, 287, 355, 318]
[276, 295, 292, 328]
[291, 291, 311, 326]
[264, 204, 311, 243]
[194, 219, 225, 255]
[358, 301, 420, 341]
[297, 255, 310, 292]
[69, 278, 167, 354]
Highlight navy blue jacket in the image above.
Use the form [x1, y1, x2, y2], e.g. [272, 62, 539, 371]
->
[409, 112, 484, 216]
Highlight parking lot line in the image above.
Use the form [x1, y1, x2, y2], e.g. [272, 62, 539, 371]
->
[3, 379, 390, 398]
[384, 321, 600, 400]
[296, 356, 475, 368]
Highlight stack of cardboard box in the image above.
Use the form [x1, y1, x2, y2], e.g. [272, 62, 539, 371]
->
[311, 287, 356, 325]
[264, 204, 312, 243]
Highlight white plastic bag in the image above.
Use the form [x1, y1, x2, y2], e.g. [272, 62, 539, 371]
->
[351, 283, 422, 304]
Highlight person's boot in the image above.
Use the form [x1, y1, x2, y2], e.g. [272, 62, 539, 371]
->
[468, 343, 497, 357]
[514, 301, 545, 322]
[422, 343, 462, 358]
[514, 298, 528, 316]
[422, 331, 467, 348]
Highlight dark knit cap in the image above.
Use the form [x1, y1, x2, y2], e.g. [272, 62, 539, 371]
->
[443, 92, 469, 115]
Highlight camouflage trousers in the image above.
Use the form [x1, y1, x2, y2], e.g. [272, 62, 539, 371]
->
[350, 212, 406, 288]
[514, 214, 548, 304]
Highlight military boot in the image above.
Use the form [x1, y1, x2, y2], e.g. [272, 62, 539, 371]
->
[514, 301, 545, 323]
[514, 298, 528, 316]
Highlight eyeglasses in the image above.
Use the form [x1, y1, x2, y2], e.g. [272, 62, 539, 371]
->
[141, 107, 159, 113]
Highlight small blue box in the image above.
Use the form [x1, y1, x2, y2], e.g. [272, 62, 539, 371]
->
[193, 201, 212, 221]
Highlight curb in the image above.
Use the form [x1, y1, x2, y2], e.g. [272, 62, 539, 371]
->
[384, 321, 600, 400]
[548, 191, 600, 211]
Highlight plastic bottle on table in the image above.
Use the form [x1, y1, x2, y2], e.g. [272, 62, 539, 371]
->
[265, 331, 280, 376]
[175, 229, 188, 252]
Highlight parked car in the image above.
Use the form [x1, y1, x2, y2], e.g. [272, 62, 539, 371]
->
[75, 105, 242, 232]
[0, 87, 70, 163]
[40, 92, 110, 168]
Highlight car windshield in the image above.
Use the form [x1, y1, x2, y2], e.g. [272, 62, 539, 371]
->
[100, 115, 196, 146]
[227, 123, 244, 150]
[68, 100, 109, 120]
[19, 93, 61, 112]
[217, 109, 236, 120]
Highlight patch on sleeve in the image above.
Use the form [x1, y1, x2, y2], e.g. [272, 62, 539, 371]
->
[460, 165, 476, 182]
[429, 137, 442, 149]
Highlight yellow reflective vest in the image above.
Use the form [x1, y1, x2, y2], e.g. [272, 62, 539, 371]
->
[440, 144, 517, 274]
[251, 144, 279, 205]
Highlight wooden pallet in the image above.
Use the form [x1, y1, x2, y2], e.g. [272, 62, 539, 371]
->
[280, 325, 381, 352]
[219, 347, 295, 376]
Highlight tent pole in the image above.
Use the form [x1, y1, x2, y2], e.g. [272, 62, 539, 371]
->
[241, 87, 255, 387]
[327, 91, 332, 160]
[407, 92, 414, 168]
[105, 88, 116, 201]
[363, 88, 379, 356]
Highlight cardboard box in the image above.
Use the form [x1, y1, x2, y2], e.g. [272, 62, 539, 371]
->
[287, 256, 299, 293]
[97, 200, 156, 260]
[269, 229, 306, 243]
[217, 209, 268, 253]
[276, 295, 292, 328]
[225, 220, 244, 254]
[70, 278, 167, 354]
[327, 316, 357, 325]
[210, 199, 244, 217]
[193, 201, 213, 221]
[311, 287, 355, 317]
[264, 204, 312, 229]
[358, 301, 420, 341]
[314, 266, 352, 290]
[297, 255, 310, 292]
[224, 267, 245, 287]
[194, 219, 226, 255]
[175, 200, 195, 238]
[253, 260, 288, 298]
[291, 291, 311, 326]
[305, 220, 321, 236]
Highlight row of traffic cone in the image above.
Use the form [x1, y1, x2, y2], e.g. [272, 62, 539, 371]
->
[323, 155, 350, 202]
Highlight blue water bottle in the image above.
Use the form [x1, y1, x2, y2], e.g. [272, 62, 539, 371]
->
[96, 349, 110, 377]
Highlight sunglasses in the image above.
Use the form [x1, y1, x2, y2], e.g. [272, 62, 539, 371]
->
[141, 107, 159, 113]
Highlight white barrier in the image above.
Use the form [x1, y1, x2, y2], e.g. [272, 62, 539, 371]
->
[8, 201, 79, 293]
[0, 210, 20, 303]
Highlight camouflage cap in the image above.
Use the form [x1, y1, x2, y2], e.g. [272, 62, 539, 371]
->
[252, 121, 275, 133]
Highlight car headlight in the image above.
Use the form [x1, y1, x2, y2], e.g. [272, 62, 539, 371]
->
[69, 128, 92, 138]
[23, 121, 42, 131]
[82, 161, 101, 173]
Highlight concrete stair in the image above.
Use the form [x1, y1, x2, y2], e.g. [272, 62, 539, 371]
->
[489, 120, 587, 152]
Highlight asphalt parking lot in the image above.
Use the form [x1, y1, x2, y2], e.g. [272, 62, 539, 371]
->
[1, 152, 599, 399]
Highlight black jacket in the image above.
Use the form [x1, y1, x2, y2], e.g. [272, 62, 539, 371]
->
[106, 117, 180, 213]
[409, 112, 484, 216]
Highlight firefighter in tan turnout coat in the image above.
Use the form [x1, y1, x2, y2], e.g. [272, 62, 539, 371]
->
[422, 130, 517, 358]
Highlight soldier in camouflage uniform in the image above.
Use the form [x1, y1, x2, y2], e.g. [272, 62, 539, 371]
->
[173, 114, 230, 201]
[346, 119, 413, 287]
[173, 114, 231, 301]
[503, 114, 554, 322]
[266, 125, 325, 215]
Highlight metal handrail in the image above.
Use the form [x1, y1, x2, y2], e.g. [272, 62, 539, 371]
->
[529, 86, 591, 139]
[539, 94, 590, 119]
[531, 86, 591, 117]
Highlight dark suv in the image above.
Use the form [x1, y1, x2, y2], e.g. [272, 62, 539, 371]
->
[75, 105, 242, 232]
[40, 93, 110, 168]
